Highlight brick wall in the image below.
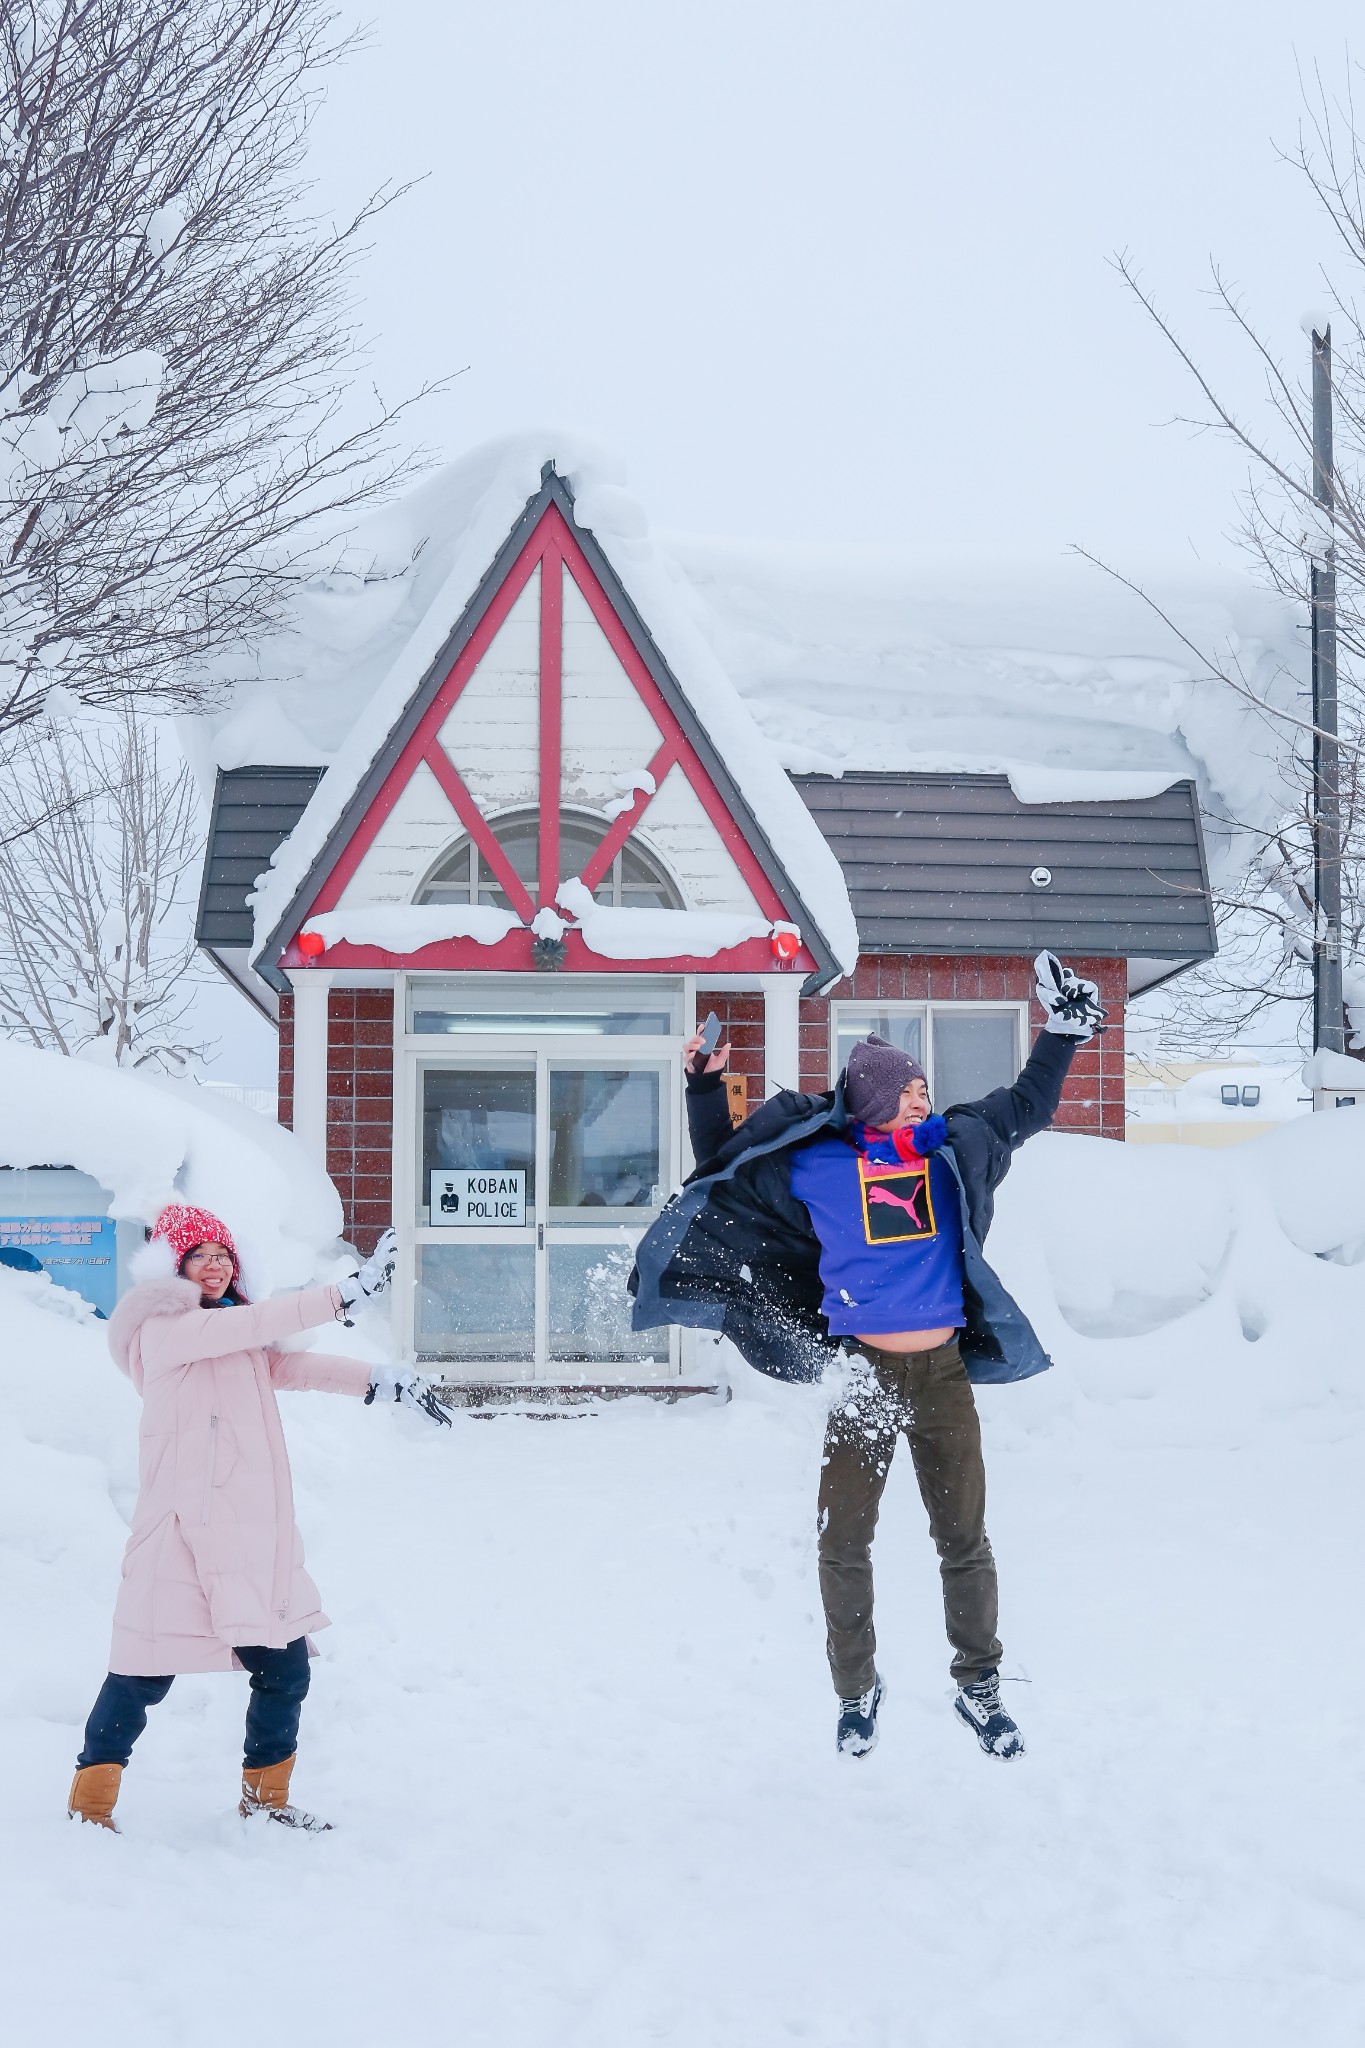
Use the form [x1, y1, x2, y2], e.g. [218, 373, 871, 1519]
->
[695, 991, 765, 1110]
[318, 989, 394, 1252]
[701, 953, 1126, 1139]
[277, 992, 294, 1129]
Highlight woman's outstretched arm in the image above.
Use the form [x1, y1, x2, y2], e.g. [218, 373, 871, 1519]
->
[139, 1285, 346, 1374]
[267, 1348, 373, 1396]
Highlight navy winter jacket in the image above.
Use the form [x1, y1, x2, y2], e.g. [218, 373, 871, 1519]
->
[629, 1032, 1078, 1385]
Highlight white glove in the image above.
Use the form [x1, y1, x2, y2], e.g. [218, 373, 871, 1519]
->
[336, 1227, 397, 1319]
[364, 1362, 451, 1428]
[1033, 950, 1107, 1039]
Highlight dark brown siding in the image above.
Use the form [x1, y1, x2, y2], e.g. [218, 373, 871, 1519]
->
[793, 773, 1214, 961]
[196, 767, 326, 949]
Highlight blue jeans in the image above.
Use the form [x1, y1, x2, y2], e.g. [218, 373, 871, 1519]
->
[77, 1638, 311, 1770]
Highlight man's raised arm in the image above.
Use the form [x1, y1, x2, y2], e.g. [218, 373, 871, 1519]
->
[951, 952, 1108, 1154]
[682, 1026, 738, 1170]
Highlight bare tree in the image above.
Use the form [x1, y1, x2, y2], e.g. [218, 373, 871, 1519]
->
[0, 704, 207, 1065]
[1095, 63, 1365, 1055]
[0, 0, 440, 741]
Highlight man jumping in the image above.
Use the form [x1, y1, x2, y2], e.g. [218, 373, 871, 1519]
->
[630, 953, 1105, 1760]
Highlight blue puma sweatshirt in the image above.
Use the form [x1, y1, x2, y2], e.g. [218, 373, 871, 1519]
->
[788, 1121, 965, 1336]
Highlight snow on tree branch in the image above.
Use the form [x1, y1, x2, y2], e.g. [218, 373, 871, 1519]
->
[1104, 62, 1365, 1058]
[0, 0, 447, 739]
[0, 704, 209, 1067]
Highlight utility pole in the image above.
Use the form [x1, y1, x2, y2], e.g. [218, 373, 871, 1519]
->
[1311, 321, 1345, 1055]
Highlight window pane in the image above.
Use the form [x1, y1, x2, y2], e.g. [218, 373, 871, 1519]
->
[548, 1241, 668, 1365]
[548, 1068, 661, 1209]
[619, 842, 678, 909]
[409, 981, 680, 1034]
[835, 1009, 924, 1076]
[931, 1011, 1019, 1107]
[477, 816, 538, 908]
[417, 1244, 534, 1362]
[422, 1068, 536, 1208]
[412, 1008, 673, 1036]
[559, 817, 607, 880]
[421, 842, 474, 904]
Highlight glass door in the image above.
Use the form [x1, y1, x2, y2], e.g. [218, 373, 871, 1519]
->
[416, 1060, 538, 1366]
[545, 1060, 668, 1372]
[413, 1047, 674, 1378]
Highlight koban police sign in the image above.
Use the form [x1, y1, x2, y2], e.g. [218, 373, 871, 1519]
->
[429, 1170, 526, 1227]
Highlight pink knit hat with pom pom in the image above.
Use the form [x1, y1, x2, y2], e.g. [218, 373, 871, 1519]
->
[150, 1203, 240, 1283]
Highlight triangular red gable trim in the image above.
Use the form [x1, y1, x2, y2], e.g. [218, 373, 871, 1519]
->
[294, 502, 806, 969]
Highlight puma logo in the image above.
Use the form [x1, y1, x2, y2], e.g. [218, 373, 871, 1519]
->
[867, 1182, 925, 1227]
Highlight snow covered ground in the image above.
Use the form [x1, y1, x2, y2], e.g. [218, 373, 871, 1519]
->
[4, 1117, 1363, 2045]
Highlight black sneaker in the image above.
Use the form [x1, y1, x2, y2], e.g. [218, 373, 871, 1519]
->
[836, 1672, 884, 1757]
[953, 1667, 1024, 1758]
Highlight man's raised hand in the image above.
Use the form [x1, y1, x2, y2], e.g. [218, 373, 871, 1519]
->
[683, 1028, 732, 1074]
[1033, 951, 1107, 1039]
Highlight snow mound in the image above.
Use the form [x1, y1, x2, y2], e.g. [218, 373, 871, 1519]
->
[2, 1114, 1365, 2039]
[555, 877, 774, 960]
[0, 1040, 342, 1292]
[2, 1115, 1364, 2041]
[304, 904, 521, 951]
[989, 1109, 1365, 1347]
[1300, 1048, 1365, 1091]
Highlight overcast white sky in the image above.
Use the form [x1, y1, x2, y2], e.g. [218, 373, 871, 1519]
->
[304, 0, 1360, 566]
[204, 1, 1361, 1081]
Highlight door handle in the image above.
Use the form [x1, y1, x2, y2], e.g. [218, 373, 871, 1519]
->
[538, 1223, 544, 1250]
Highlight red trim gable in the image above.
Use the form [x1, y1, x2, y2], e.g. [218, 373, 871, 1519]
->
[284, 500, 817, 977]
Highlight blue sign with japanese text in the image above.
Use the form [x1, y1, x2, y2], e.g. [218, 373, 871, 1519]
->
[0, 1216, 117, 1316]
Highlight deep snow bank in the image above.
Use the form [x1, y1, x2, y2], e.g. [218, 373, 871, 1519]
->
[0, 1040, 342, 1293]
[2, 1113, 1363, 2046]
[2, 1122, 1365, 2048]
[987, 1110, 1365, 1350]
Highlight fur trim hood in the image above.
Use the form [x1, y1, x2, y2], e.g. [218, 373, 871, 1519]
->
[107, 1272, 204, 1378]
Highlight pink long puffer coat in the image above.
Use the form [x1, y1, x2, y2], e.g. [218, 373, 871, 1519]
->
[105, 1274, 371, 1675]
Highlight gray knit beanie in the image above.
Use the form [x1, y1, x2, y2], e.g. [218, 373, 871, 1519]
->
[844, 1034, 927, 1125]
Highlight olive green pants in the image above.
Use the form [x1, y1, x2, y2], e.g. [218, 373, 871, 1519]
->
[816, 1339, 1002, 1698]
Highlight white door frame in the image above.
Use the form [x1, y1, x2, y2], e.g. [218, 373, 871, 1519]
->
[390, 973, 685, 1378]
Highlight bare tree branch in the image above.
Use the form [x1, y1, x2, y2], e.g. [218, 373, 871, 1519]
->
[0, 703, 210, 1066]
[0, 1, 456, 742]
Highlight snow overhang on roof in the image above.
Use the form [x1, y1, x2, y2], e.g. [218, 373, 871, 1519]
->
[234, 434, 858, 990]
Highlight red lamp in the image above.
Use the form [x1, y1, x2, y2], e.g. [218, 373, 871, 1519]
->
[297, 929, 326, 959]
[770, 926, 801, 962]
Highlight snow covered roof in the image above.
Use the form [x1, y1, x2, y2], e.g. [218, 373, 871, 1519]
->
[663, 537, 1301, 880]
[209, 433, 859, 981]
[187, 431, 1303, 982]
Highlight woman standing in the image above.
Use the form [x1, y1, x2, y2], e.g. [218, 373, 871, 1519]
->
[67, 1202, 446, 1834]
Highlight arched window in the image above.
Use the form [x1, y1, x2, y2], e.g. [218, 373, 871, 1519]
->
[419, 809, 682, 911]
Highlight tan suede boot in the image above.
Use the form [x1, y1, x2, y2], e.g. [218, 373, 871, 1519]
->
[68, 1763, 122, 1831]
[239, 1754, 331, 1832]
